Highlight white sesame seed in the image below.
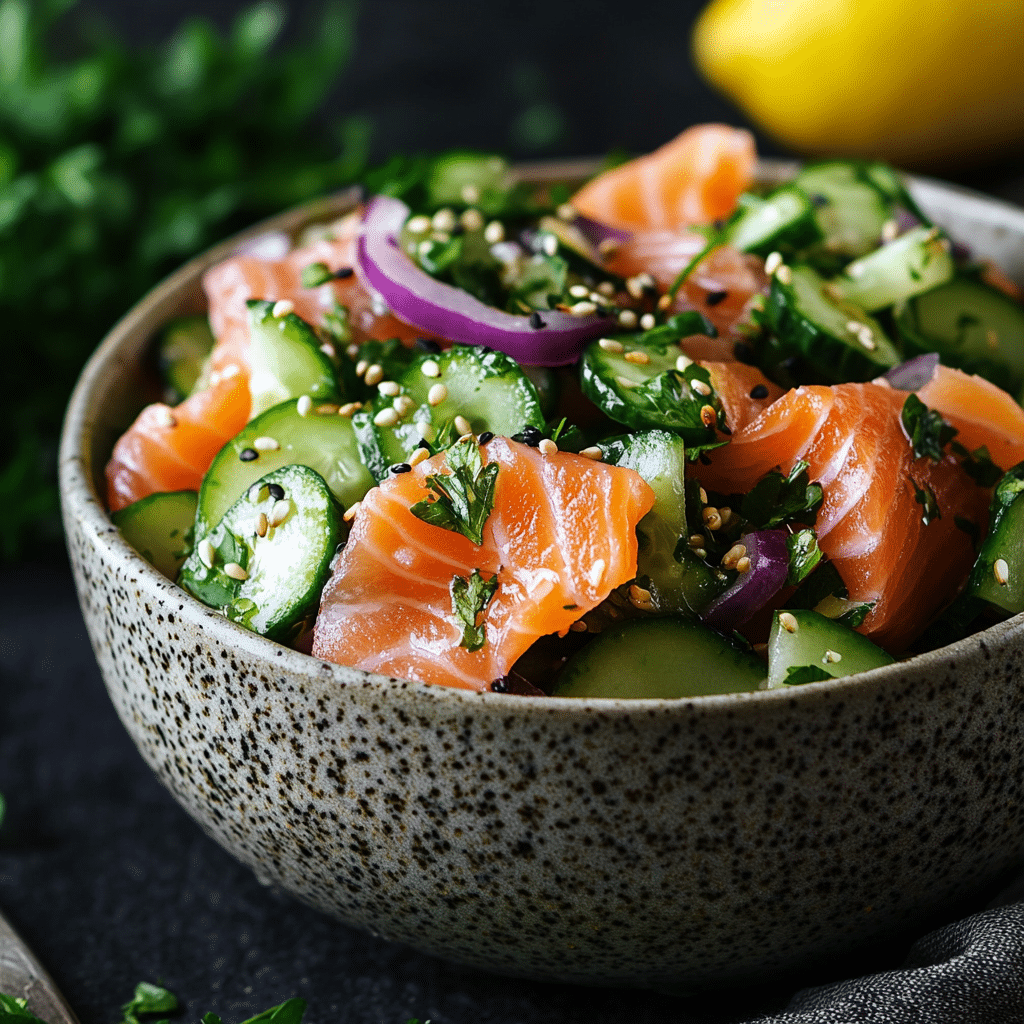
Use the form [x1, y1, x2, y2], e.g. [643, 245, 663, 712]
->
[406, 215, 431, 234]
[409, 446, 430, 467]
[255, 512, 268, 538]
[428, 383, 448, 407]
[364, 364, 384, 386]
[223, 561, 248, 581]
[271, 299, 294, 318]
[626, 276, 646, 300]
[657, 293, 673, 311]
[579, 446, 604, 461]
[252, 436, 280, 452]
[538, 438, 558, 456]
[378, 380, 401, 397]
[764, 251, 783, 276]
[421, 359, 441, 378]
[598, 237, 620, 258]
[343, 502, 361, 522]
[597, 281, 615, 297]
[458, 432, 474, 443]
[461, 207, 484, 231]
[460, 184, 480, 204]
[823, 649, 842, 664]
[374, 407, 400, 427]
[778, 611, 799, 633]
[689, 534, 706, 548]
[700, 404, 717, 427]
[556, 202, 578, 221]
[198, 538, 216, 568]
[269, 499, 291, 527]
[338, 402, 361, 418]
[454, 415, 473, 436]
[640, 313, 656, 331]
[691, 378, 712, 396]
[699, 487, 708, 504]
[542, 233, 558, 257]
[569, 284, 590, 298]
[588, 559, 606, 587]
[432, 208, 456, 232]
[249, 483, 266, 502]
[624, 350, 649, 365]
[628, 583, 652, 604]
[154, 408, 177, 428]
[589, 292, 605, 305]
[220, 363, 240, 379]
[616, 375, 636, 389]
[775, 264, 792, 285]
[994, 558, 1010, 586]
[702, 507, 722, 530]
[320, 342, 336, 358]
[417, 239, 433, 259]
[297, 395, 313, 417]
[394, 395, 417, 416]
[881, 219, 899, 242]
[483, 221, 505, 244]
[857, 328, 876, 351]
[676, 354, 693, 373]
[598, 337, 624, 353]
[345, 343, 360, 359]
[355, 359, 368, 376]
[430, 230, 450, 244]
[618, 309, 638, 328]
[315, 403, 339, 415]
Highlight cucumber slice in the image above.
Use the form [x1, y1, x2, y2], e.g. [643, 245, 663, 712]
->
[426, 152, 511, 208]
[580, 329, 722, 444]
[159, 316, 215, 403]
[724, 186, 822, 257]
[833, 226, 954, 311]
[895, 274, 1024, 397]
[196, 399, 375, 538]
[552, 616, 767, 698]
[599, 430, 728, 613]
[354, 344, 546, 481]
[795, 162, 892, 263]
[247, 299, 341, 418]
[111, 490, 197, 580]
[767, 608, 894, 688]
[180, 465, 343, 644]
[764, 264, 901, 382]
[964, 464, 1024, 616]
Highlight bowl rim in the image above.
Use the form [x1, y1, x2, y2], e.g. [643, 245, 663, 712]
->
[59, 159, 1024, 714]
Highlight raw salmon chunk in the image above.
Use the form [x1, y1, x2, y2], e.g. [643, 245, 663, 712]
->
[312, 438, 656, 690]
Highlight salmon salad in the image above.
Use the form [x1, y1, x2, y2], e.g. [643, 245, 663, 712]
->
[105, 124, 1024, 698]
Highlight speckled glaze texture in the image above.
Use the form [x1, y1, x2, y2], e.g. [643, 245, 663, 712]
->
[60, 167, 1024, 987]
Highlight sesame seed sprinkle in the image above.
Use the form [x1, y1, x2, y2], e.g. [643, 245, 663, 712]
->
[994, 558, 1010, 586]
[676, 354, 693, 373]
[823, 649, 842, 664]
[538, 438, 558, 456]
[624, 350, 650, 365]
[657, 294, 672, 311]
[432, 208, 456, 232]
[271, 299, 294, 318]
[618, 309, 638, 328]
[269, 499, 291, 527]
[406, 215, 431, 234]
[700, 404, 717, 427]
[529, 311, 546, 330]
[616, 375, 637, 389]
[255, 512, 268, 538]
[597, 237, 620, 258]
[640, 313, 656, 331]
[391, 462, 412, 474]
[461, 208, 484, 231]
[484, 221, 505, 244]
[198, 538, 216, 568]
[735, 556, 751, 574]
[427, 383, 448, 406]
[343, 502, 361, 522]
[569, 284, 590, 298]
[778, 611, 798, 633]
[409, 446, 430, 467]
[579, 446, 604, 461]
[454, 415, 473, 436]
[775, 264, 792, 285]
[421, 359, 441, 378]
[315, 403, 339, 415]
[749, 384, 769, 400]
[378, 380, 401, 397]
[460, 184, 480, 204]
[297, 395, 313, 417]
[346, 344, 360, 359]
[338, 402, 362, 417]
[478, 431, 494, 444]
[394, 395, 417, 417]
[252, 436, 280, 452]
[691, 378, 712, 396]
[570, 620, 589, 632]
[155, 408, 177, 428]
[239, 448, 258, 462]
[598, 337, 624, 353]
[556, 202, 578, 221]
[320, 342, 336, 358]
[364, 364, 384, 386]
[355, 359, 369, 376]
[374, 407, 400, 427]
[223, 562, 248, 580]
[764, 251, 783, 276]
[569, 300, 597, 317]
[705, 289, 728, 306]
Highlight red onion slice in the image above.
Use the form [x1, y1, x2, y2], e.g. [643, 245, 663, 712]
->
[571, 214, 632, 248]
[356, 196, 608, 366]
[701, 530, 790, 630]
[883, 352, 940, 391]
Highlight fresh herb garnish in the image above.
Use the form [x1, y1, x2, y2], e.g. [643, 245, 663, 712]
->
[783, 664, 834, 686]
[786, 528, 822, 585]
[450, 568, 499, 651]
[300, 262, 334, 288]
[204, 998, 308, 1024]
[410, 439, 499, 545]
[787, 560, 872, 627]
[910, 477, 941, 525]
[741, 461, 824, 530]
[950, 442, 1003, 488]
[122, 982, 179, 1024]
[0, 993, 46, 1024]
[901, 394, 957, 461]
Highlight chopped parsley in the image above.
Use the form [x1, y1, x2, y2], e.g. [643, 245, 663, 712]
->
[204, 999, 308, 1024]
[301, 261, 334, 288]
[122, 982, 178, 1024]
[0, 994, 46, 1024]
[410, 439, 499, 545]
[950, 442, 1003, 488]
[450, 569, 499, 651]
[786, 528, 822, 586]
[901, 394, 957, 461]
[910, 477, 942, 525]
[783, 664, 834, 686]
[787, 560, 872, 628]
[741, 460, 824, 530]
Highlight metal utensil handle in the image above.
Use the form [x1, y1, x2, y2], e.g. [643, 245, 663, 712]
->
[0, 909, 80, 1024]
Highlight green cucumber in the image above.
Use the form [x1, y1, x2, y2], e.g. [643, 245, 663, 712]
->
[552, 616, 767, 698]
[196, 398, 375, 538]
[767, 608, 894, 688]
[599, 430, 728, 614]
[895, 274, 1024, 397]
[111, 490, 197, 580]
[764, 264, 901, 382]
[247, 299, 341, 418]
[724, 186, 822, 257]
[426, 152, 511, 208]
[354, 344, 546, 481]
[179, 465, 343, 644]
[580, 320, 723, 444]
[963, 463, 1024, 616]
[159, 316, 215, 403]
[833, 226, 954, 312]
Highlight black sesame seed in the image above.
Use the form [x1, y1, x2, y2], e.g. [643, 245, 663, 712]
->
[529, 311, 546, 329]
[733, 341, 755, 364]
[239, 448, 258, 462]
[415, 337, 442, 354]
[810, 192, 829, 207]
[750, 383, 770, 399]
[392, 463, 412, 474]
[490, 677, 510, 693]
[478, 431, 494, 444]
[712, 218, 726, 232]
[479, 345, 493, 354]
[705, 289, 728, 306]
[519, 425, 543, 447]
[334, 266, 354, 279]
[449, 224, 465, 236]
[267, 483, 285, 501]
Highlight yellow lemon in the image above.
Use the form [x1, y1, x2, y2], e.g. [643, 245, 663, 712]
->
[693, 0, 1024, 168]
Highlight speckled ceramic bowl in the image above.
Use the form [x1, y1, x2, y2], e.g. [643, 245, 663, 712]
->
[60, 164, 1024, 988]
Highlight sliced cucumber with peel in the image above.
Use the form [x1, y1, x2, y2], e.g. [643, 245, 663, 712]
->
[196, 398, 375, 539]
[833, 226, 954, 312]
[159, 316, 215, 403]
[963, 463, 1024, 617]
[599, 430, 727, 614]
[552, 616, 767, 698]
[247, 299, 341, 419]
[724, 186, 822, 257]
[180, 465, 344, 644]
[111, 490, 197, 580]
[767, 608, 894, 688]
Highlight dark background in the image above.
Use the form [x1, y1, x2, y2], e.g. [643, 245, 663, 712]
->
[3, 2, 1024, 1022]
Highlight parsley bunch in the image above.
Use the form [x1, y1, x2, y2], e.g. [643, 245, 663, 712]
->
[0, 0, 368, 561]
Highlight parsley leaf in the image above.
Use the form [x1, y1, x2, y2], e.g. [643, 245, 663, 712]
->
[951, 442, 1003, 488]
[784, 664, 834, 686]
[122, 982, 178, 1024]
[741, 461, 824, 530]
[450, 569, 499, 651]
[901, 394, 957, 461]
[0, 993, 45, 1023]
[786, 528, 822, 586]
[910, 476, 942, 525]
[410, 439, 499, 545]
[203, 998, 308, 1024]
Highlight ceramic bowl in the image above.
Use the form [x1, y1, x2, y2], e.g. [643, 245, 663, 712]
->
[60, 163, 1024, 988]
